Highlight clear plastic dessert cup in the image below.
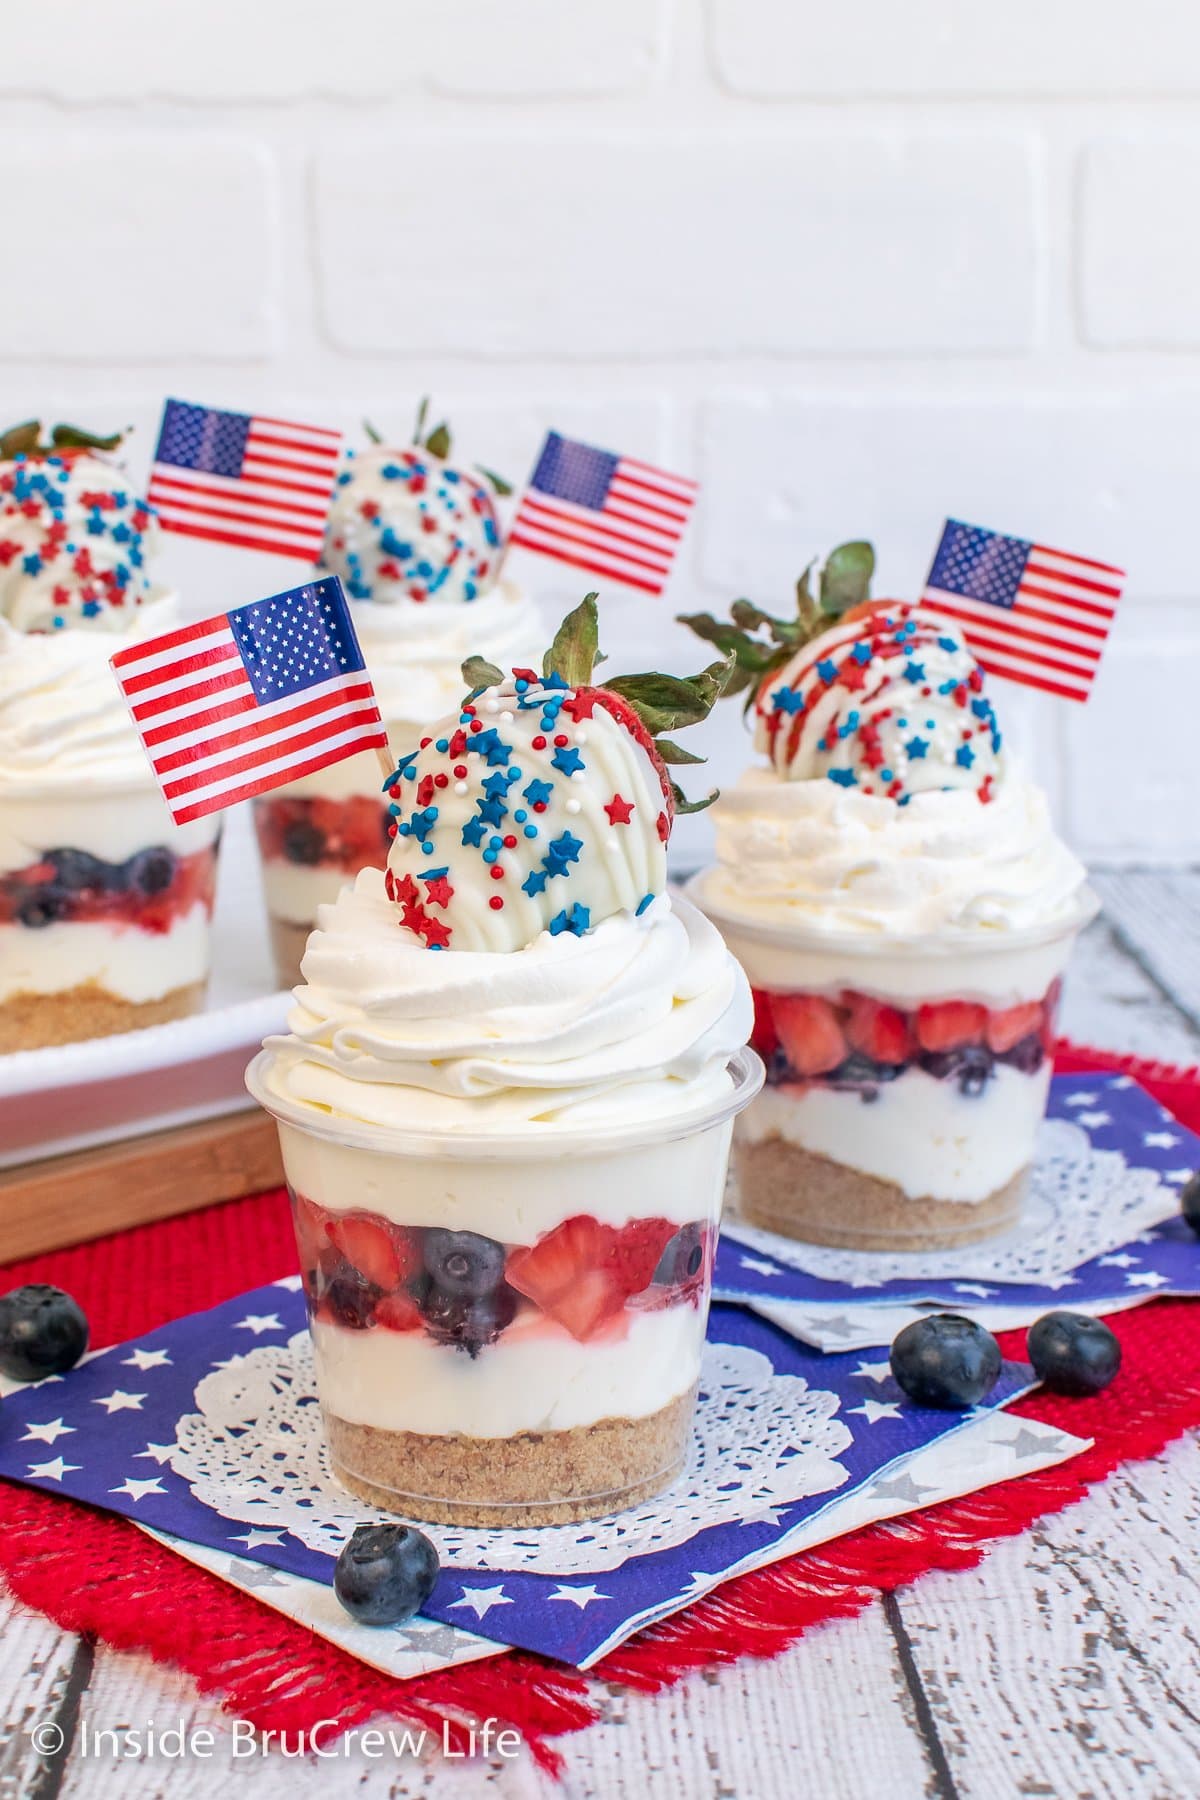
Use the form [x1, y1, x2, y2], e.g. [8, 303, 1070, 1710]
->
[691, 885, 1099, 1253]
[251, 747, 392, 989]
[246, 1045, 763, 1527]
[0, 773, 221, 1053]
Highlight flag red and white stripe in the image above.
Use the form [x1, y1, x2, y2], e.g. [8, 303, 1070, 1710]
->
[920, 520, 1125, 702]
[147, 401, 343, 563]
[507, 432, 697, 597]
[110, 579, 387, 825]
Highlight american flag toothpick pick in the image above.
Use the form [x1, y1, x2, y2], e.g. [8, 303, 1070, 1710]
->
[147, 399, 343, 562]
[110, 576, 390, 824]
[506, 431, 697, 597]
[920, 518, 1124, 702]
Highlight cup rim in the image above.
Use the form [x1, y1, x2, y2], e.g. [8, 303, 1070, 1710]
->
[246, 1043, 765, 1163]
[686, 872, 1101, 959]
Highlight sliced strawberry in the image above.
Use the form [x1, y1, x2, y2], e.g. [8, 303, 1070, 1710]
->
[844, 993, 913, 1064]
[506, 1216, 626, 1341]
[326, 1214, 418, 1292]
[750, 987, 779, 1060]
[985, 1001, 1044, 1054]
[772, 994, 847, 1076]
[292, 1194, 331, 1274]
[605, 1217, 678, 1298]
[916, 1001, 988, 1052]
[374, 1290, 424, 1333]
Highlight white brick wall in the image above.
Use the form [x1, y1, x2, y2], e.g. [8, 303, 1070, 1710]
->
[1, 1, 1195, 867]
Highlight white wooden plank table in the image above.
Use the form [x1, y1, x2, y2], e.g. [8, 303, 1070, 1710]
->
[3, 872, 1199, 1800]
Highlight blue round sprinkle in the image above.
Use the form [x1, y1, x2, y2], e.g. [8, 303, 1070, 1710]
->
[523, 826, 538, 840]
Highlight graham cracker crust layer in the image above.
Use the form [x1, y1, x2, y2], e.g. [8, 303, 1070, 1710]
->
[0, 979, 206, 1054]
[267, 916, 311, 991]
[735, 1135, 1028, 1251]
[325, 1387, 697, 1527]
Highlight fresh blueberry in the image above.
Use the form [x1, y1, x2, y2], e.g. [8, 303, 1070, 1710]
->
[17, 888, 69, 928]
[47, 847, 117, 892]
[333, 1522, 439, 1627]
[831, 1053, 904, 1090]
[419, 1282, 517, 1357]
[1000, 1034, 1045, 1076]
[653, 1223, 705, 1287]
[1181, 1171, 1200, 1237]
[423, 1229, 506, 1299]
[889, 1313, 1002, 1409]
[282, 820, 326, 866]
[1027, 1311, 1121, 1396]
[919, 1046, 995, 1095]
[0, 1284, 89, 1381]
[956, 1046, 995, 1097]
[124, 846, 177, 896]
[323, 1273, 380, 1330]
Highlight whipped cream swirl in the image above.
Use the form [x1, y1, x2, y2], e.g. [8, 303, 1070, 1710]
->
[694, 765, 1090, 939]
[261, 878, 751, 1132]
[0, 591, 178, 791]
[354, 579, 543, 727]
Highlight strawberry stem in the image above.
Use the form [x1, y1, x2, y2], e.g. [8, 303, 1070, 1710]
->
[679, 539, 874, 712]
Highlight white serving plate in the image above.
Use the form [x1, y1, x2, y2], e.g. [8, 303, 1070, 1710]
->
[0, 807, 292, 1169]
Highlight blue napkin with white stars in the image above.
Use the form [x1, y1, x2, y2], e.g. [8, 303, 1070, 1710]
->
[715, 1074, 1200, 1327]
[0, 1283, 1038, 1668]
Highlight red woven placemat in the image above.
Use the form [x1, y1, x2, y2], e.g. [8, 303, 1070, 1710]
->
[1, 1040, 1197, 1774]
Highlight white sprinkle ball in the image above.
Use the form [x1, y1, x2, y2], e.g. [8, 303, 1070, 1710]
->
[566, 799, 582, 815]
[454, 781, 469, 796]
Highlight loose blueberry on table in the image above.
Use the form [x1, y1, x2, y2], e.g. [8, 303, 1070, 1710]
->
[1181, 1171, 1200, 1237]
[889, 1314, 1003, 1410]
[333, 1522, 440, 1627]
[294, 1196, 710, 1353]
[0, 1284, 89, 1382]
[1026, 1311, 1121, 1397]
[750, 986, 1059, 1100]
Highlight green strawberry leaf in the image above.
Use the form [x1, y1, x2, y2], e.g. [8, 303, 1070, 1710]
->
[461, 654, 504, 695]
[655, 736, 706, 765]
[363, 419, 385, 445]
[50, 423, 124, 452]
[680, 539, 875, 717]
[412, 397, 429, 445]
[475, 463, 513, 497]
[670, 779, 719, 815]
[424, 421, 452, 461]
[543, 593, 602, 687]
[819, 540, 875, 617]
[0, 420, 43, 458]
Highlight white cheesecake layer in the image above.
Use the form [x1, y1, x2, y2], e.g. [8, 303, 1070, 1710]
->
[737, 1062, 1049, 1203]
[259, 857, 364, 926]
[0, 788, 218, 876]
[312, 1301, 705, 1437]
[0, 903, 213, 1003]
[280, 1117, 730, 1244]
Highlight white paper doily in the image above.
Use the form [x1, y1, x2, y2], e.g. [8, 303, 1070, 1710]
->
[170, 1332, 852, 1575]
[726, 1116, 1180, 1292]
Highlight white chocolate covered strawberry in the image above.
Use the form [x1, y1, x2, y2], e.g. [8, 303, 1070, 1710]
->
[683, 544, 1003, 805]
[322, 405, 506, 608]
[380, 596, 731, 951]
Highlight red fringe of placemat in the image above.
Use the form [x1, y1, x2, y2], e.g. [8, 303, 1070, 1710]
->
[0, 1041, 1196, 1775]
